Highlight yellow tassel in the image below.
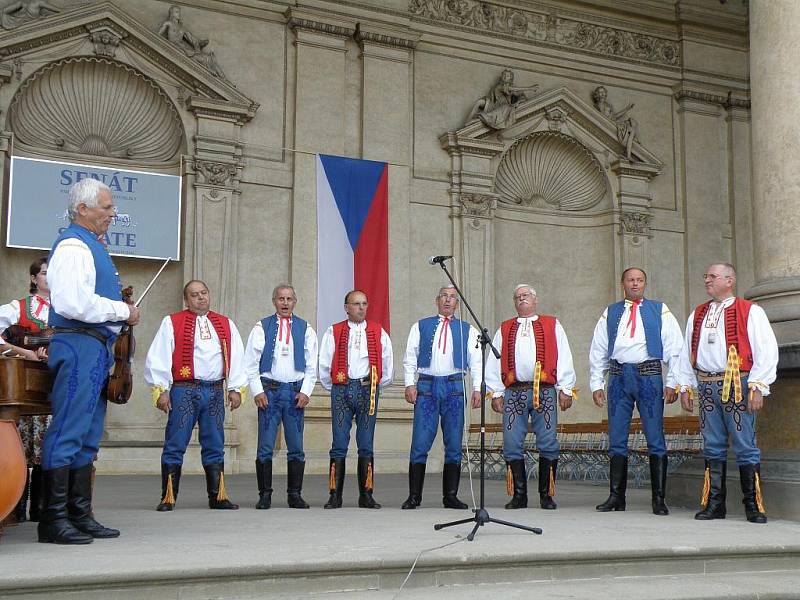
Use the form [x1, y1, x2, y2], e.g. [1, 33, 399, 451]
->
[151, 386, 166, 407]
[721, 346, 742, 404]
[366, 462, 373, 491]
[217, 471, 229, 502]
[369, 365, 378, 416]
[755, 472, 766, 514]
[548, 466, 556, 497]
[571, 388, 579, 403]
[700, 466, 710, 507]
[506, 464, 513, 496]
[161, 473, 175, 506]
[532, 361, 541, 410]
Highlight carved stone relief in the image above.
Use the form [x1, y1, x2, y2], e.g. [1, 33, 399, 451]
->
[195, 160, 238, 187]
[465, 68, 539, 130]
[8, 57, 183, 163]
[157, 4, 227, 81]
[620, 210, 652, 238]
[409, 0, 679, 67]
[0, 0, 58, 30]
[592, 86, 640, 161]
[458, 193, 497, 226]
[494, 131, 608, 211]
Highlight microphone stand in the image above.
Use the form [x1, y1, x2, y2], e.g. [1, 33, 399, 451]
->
[432, 260, 542, 540]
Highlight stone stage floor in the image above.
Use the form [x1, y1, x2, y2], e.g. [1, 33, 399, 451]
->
[2, 472, 800, 599]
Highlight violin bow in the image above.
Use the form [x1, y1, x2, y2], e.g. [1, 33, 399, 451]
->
[134, 257, 171, 308]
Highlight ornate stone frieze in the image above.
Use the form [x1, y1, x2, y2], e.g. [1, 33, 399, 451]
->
[0, 0, 58, 30]
[354, 26, 418, 49]
[8, 57, 183, 162]
[408, 0, 679, 67]
[495, 131, 607, 211]
[194, 160, 238, 188]
[287, 14, 355, 38]
[459, 193, 497, 218]
[620, 211, 652, 237]
[673, 89, 751, 110]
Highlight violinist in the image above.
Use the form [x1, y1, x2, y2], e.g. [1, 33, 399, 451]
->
[0, 257, 50, 522]
[39, 179, 140, 545]
[144, 280, 247, 512]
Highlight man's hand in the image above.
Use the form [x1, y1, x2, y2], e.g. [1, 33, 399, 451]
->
[126, 304, 141, 326]
[295, 392, 310, 409]
[156, 391, 171, 413]
[558, 391, 573, 411]
[254, 392, 268, 409]
[664, 387, 678, 404]
[471, 390, 483, 409]
[35, 346, 48, 361]
[680, 390, 693, 412]
[491, 396, 504, 414]
[748, 388, 764, 414]
[228, 390, 242, 410]
[405, 385, 417, 405]
[592, 389, 605, 408]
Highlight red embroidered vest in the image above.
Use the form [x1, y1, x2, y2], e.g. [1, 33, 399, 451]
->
[17, 296, 46, 333]
[690, 297, 754, 371]
[170, 310, 232, 381]
[500, 315, 559, 387]
[330, 320, 383, 384]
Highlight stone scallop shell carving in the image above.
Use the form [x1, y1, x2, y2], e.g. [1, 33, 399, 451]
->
[494, 131, 608, 211]
[9, 57, 183, 163]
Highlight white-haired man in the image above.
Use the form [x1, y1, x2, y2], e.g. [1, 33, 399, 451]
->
[486, 284, 577, 510]
[39, 178, 140, 544]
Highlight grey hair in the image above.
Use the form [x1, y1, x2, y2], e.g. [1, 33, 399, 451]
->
[513, 284, 537, 298]
[67, 178, 111, 221]
[437, 285, 457, 298]
[708, 262, 737, 279]
[272, 283, 296, 300]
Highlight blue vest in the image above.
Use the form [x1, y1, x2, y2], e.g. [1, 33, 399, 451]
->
[417, 316, 469, 370]
[606, 299, 663, 360]
[48, 223, 123, 337]
[258, 314, 307, 374]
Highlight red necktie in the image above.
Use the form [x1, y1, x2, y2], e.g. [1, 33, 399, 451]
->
[627, 299, 642, 337]
[280, 317, 290, 343]
[438, 317, 450, 354]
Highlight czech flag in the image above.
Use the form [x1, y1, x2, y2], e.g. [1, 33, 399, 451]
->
[316, 154, 390, 337]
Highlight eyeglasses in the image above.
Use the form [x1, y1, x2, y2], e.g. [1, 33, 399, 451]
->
[514, 293, 535, 301]
[702, 274, 731, 281]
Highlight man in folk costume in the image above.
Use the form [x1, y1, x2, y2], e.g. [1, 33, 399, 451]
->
[401, 285, 483, 510]
[485, 284, 577, 510]
[679, 263, 777, 523]
[319, 290, 394, 509]
[589, 267, 684, 515]
[243, 284, 317, 509]
[145, 280, 247, 511]
[40, 179, 140, 545]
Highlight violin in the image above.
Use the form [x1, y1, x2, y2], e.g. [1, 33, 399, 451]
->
[2, 324, 55, 349]
[107, 286, 135, 405]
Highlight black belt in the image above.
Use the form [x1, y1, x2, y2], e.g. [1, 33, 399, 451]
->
[261, 377, 302, 389]
[507, 381, 555, 390]
[52, 327, 111, 345]
[333, 376, 371, 386]
[609, 359, 661, 376]
[173, 379, 224, 388]
[418, 373, 463, 382]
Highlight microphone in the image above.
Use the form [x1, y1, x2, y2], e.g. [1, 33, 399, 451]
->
[428, 255, 453, 265]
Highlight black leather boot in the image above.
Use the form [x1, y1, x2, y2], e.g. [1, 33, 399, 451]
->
[402, 462, 426, 509]
[442, 463, 468, 509]
[37, 466, 93, 544]
[255, 459, 272, 509]
[538, 457, 558, 510]
[649, 454, 669, 516]
[596, 455, 628, 511]
[357, 456, 381, 509]
[156, 463, 181, 511]
[739, 463, 767, 524]
[67, 464, 120, 538]
[324, 458, 345, 509]
[29, 465, 44, 522]
[287, 460, 310, 509]
[204, 463, 239, 509]
[695, 459, 727, 520]
[505, 460, 527, 509]
[13, 467, 29, 523]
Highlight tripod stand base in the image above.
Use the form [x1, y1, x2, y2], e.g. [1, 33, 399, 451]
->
[434, 508, 543, 541]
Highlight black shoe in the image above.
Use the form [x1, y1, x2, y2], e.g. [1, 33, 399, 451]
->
[255, 459, 272, 509]
[324, 458, 345, 509]
[538, 457, 558, 510]
[287, 460, 310, 509]
[357, 456, 381, 509]
[504, 460, 527, 509]
[204, 463, 239, 510]
[37, 466, 93, 544]
[740, 463, 767, 524]
[596, 455, 628, 512]
[695, 459, 727, 520]
[649, 454, 669, 516]
[29, 464, 44, 522]
[402, 462, 426, 509]
[157, 463, 181, 512]
[67, 464, 120, 538]
[442, 463, 468, 509]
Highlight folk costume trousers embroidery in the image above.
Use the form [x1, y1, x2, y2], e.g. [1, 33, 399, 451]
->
[410, 376, 464, 465]
[502, 384, 558, 461]
[329, 380, 379, 459]
[697, 375, 759, 465]
[257, 378, 305, 462]
[607, 363, 666, 457]
[162, 380, 225, 466]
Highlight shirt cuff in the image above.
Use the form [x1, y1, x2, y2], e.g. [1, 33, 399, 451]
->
[300, 381, 315, 397]
[748, 381, 770, 396]
[249, 380, 264, 397]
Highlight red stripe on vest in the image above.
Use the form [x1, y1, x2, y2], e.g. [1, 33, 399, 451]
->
[690, 298, 753, 371]
[170, 310, 232, 381]
[17, 296, 43, 333]
[500, 316, 559, 387]
[330, 320, 383, 384]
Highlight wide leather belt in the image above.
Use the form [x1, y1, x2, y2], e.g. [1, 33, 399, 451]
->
[609, 359, 661, 376]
